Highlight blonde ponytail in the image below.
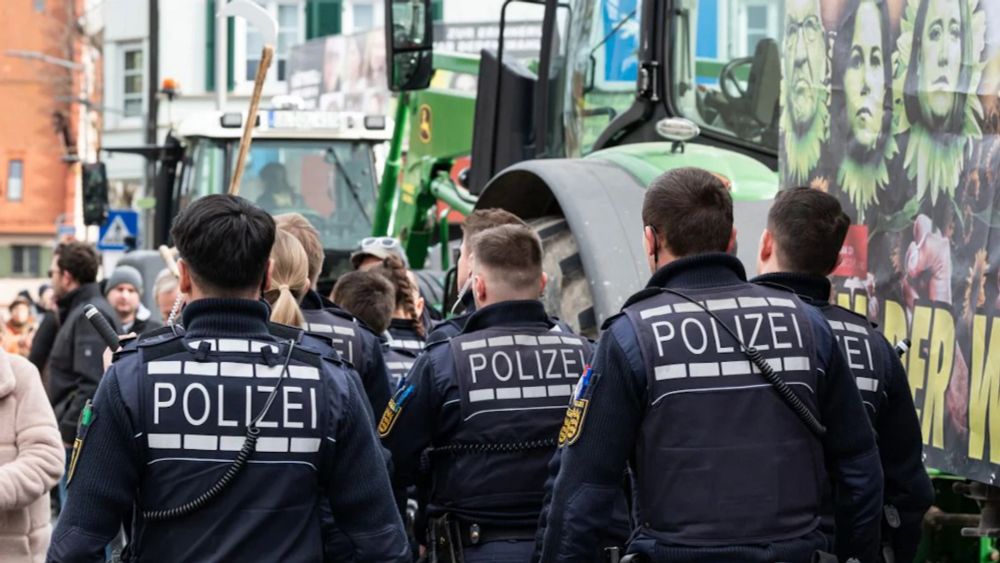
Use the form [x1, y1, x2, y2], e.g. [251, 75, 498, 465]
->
[265, 231, 310, 327]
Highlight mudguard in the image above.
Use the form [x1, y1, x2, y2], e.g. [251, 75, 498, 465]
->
[476, 157, 775, 327]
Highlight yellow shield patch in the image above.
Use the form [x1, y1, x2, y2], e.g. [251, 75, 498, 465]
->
[378, 398, 402, 437]
[558, 398, 590, 447]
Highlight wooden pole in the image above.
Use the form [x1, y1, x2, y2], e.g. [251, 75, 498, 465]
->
[158, 245, 180, 278]
[227, 45, 274, 196]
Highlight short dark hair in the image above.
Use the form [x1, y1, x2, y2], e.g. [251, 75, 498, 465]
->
[332, 271, 395, 333]
[461, 208, 526, 241]
[471, 224, 543, 292]
[170, 195, 276, 292]
[55, 242, 100, 284]
[768, 187, 852, 276]
[642, 167, 733, 257]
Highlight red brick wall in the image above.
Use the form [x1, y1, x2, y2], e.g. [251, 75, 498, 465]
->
[0, 0, 85, 236]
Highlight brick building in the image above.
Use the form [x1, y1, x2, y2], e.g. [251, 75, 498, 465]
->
[0, 0, 100, 286]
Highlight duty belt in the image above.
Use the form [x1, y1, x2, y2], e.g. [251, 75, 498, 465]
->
[456, 521, 535, 547]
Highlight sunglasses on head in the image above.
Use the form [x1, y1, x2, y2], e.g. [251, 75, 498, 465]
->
[361, 236, 400, 249]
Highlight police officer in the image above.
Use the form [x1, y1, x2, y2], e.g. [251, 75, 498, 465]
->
[275, 213, 393, 415]
[48, 195, 409, 562]
[538, 168, 884, 563]
[429, 208, 549, 343]
[379, 224, 594, 562]
[753, 187, 933, 563]
[369, 256, 427, 387]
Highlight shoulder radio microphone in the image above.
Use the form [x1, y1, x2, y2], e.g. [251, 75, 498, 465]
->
[84, 304, 120, 350]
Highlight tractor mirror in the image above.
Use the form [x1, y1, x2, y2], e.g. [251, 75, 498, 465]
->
[384, 0, 434, 92]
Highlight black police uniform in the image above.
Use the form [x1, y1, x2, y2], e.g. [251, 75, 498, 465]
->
[47, 298, 409, 563]
[538, 254, 884, 563]
[428, 290, 577, 344]
[384, 318, 426, 388]
[300, 289, 392, 414]
[379, 300, 593, 562]
[753, 272, 933, 563]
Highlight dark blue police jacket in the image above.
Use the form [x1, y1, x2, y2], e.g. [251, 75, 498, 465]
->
[537, 254, 884, 563]
[384, 318, 426, 388]
[300, 289, 392, 416]
[47, 298, 409, 563]
[427, 291, 577, 345]
[380, 299, 593, 528]
[753, 272, 933, 563]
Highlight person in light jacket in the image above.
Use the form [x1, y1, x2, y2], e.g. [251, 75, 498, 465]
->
[0, 349, 65, 562]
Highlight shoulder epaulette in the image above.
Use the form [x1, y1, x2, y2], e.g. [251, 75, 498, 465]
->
[830, 304, 879, 329]
[600, 311, 628, 331]
[268, 321, 305, 342]
[619, 287, 663, 312]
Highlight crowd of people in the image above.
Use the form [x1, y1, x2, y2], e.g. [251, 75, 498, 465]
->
[0, 167, 933, 562]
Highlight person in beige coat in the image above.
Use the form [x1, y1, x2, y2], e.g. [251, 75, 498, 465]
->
[0, 349, 65, 562]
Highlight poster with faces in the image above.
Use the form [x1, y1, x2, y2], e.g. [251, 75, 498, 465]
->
[780, 0, 1000, 481]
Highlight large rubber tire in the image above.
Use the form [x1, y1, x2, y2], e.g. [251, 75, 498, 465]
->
[530, 216, 598, 338]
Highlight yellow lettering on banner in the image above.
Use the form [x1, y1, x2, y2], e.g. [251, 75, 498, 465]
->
[882, 300, 908, 357]
[922, 307, 954, 450]
[835, 291, 869, 317]
[968, 315, 1000, 462]
[908, 306, 931, 422]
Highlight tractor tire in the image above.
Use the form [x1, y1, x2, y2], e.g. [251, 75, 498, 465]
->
[529, 216, 598, 338]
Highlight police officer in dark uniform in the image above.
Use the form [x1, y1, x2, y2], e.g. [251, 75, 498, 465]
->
[275, 213, 393, 415]
[48, 195, 409, 562]
[379, 224, 594, 562]
[538, 168, 883, 563]
[753, 187, 933, 563]
[384, 318, 425, 388]
[428, 209, 538, 343]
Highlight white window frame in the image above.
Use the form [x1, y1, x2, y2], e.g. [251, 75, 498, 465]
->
[731, 0, 781, 58]
[7, 159, 23, 202]
[121, 42, 145, 120]
[234, 0, 306, 95]
[351, 0, 377, 33]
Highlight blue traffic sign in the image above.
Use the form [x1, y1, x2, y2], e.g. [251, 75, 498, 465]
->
[98, 209, 139, 251]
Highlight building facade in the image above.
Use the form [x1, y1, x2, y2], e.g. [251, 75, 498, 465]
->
[0, 0, 101, 283]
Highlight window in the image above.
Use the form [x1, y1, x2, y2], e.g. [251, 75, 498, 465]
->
[669, 0, 784, 150]
[353, 2, 374, 30]
[11, 246, 40, 277]
[122, 45, 144, 117]
[740, 1, 779, 57]
[7, 160, 23, 201]
[247, 2, 304, 82]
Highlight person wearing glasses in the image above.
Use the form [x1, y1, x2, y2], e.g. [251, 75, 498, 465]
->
[44, 243, 121, 511]
[781, 0, 831, 188]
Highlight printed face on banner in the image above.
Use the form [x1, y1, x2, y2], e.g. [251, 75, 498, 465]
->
[915, 0, 963, 124]
[785, 0, 827, 128]
[780, 0, 997, 481]
[844, 1, 886, 150]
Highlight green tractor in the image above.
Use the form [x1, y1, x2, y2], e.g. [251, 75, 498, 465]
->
[376, 1, 1000, 559]
[375, 0, 781, 337]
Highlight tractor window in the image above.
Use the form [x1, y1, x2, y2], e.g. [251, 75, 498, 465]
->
[181, 138, 228, 210]
[235, 140, 379, 251]
[560, 0, 643, 157]
[670, 0, 783, 151]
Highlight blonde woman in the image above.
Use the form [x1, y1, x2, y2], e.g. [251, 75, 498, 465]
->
[263, 230, 310, 327]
